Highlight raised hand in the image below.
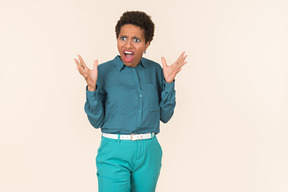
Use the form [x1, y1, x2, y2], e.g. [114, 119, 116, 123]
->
[74, 55, 98, 92]
[161, 52, 187, 83]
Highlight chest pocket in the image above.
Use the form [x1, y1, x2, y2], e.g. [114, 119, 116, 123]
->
[146, 83, 160, 111]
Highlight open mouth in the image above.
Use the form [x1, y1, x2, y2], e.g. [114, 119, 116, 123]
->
[123, 50, 135, 62]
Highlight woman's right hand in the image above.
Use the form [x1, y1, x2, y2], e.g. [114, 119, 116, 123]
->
[74, 55, 98, 92]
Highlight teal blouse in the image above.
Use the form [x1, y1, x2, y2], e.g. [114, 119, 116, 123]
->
[84, 55, 176, 134]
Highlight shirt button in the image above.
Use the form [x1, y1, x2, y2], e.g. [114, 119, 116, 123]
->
[139, 110, 141, 113]
[139, 95, 142, 97]
[132, 69, 135, 71]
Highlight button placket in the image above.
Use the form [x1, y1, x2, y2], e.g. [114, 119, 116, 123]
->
[131, 67, 143, 128]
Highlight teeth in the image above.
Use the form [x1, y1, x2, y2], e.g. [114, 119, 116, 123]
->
[124, 51, 133, 55]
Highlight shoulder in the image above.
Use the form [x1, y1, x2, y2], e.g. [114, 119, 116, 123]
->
[141, 57, 163, 71]
[97, 58, 116, 84]
[98, 59, 114, 71]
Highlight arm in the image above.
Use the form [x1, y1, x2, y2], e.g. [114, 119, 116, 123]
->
[84, 84, 105, 128]
[160, 80, 176, 123]
[74, 55, 104, 128]
[160, 52, 187, 123]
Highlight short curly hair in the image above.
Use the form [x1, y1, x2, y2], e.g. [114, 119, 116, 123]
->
[115, 11, 155, 43]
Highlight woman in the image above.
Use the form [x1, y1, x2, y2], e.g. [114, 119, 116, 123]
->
[74, 11, 187, 192]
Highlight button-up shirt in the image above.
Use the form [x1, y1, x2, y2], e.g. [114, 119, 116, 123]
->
[84, 55, 176, 134]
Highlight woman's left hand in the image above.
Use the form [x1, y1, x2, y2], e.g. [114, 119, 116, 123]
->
[161, 52, 187, 83]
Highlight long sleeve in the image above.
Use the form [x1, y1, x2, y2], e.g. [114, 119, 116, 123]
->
[84, 85, 105, 128]
[159, 80, 176, 123]
[83, 56, 176, 134]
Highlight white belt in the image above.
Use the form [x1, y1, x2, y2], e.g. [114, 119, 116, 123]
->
[102, 133, 154, 141]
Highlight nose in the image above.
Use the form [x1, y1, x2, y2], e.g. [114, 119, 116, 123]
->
[124, 39, 133, 48]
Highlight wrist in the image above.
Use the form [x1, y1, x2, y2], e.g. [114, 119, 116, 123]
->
[87, 85, 96, 92]
[165, 79, 174, 84]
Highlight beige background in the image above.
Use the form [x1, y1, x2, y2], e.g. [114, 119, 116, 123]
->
[1, 0, 288, 191]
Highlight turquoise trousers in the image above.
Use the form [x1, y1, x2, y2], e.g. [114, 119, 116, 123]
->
[96, 135, 163, 192]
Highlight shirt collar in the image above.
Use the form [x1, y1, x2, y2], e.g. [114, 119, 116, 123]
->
[140, 58, 147, 68]
[113, 56, 125, 71]
[113, 55, 146, 72]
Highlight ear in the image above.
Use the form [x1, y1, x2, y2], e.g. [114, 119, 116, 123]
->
[145, 41, 150, 51]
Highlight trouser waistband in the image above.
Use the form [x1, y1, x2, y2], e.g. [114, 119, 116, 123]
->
[102, 133, 155, 141]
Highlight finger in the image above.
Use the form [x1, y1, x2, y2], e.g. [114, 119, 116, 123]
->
[74, 58, 83, 70]
[76, 65, 81, 74]
[178, 61, 187, 68]
[176, 67, 182, 75]
[77, 54, 88, 69]
[76, 64, 85, 76]
[74, 58, 87, 75]
[179, 54, 188, 64]
[175, 52, 185, 64]
[161, 57, 167, 68]
[74, 58, 80, 66]
[177, 53, 187, 66]
[93, 60, 98, 70]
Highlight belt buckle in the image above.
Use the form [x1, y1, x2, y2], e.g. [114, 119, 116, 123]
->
[130, 133, 141, 141]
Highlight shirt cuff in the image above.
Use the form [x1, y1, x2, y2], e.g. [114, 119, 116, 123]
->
[163, 80, 175, 92]
[86, 85, 100, 100]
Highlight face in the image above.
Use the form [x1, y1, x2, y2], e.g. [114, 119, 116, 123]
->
[117, 24, 150, 68]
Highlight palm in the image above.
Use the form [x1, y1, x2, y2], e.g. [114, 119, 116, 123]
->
[74, 55, 98, 91]
[86, 67, 98, 86]
[161, 52, 187, 83]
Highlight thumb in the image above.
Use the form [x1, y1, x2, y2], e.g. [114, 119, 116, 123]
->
[93, 60, 98, 70]
[161, 57, 167, 68]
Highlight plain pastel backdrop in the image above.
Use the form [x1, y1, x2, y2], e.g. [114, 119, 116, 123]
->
[0, 0, 288, 191]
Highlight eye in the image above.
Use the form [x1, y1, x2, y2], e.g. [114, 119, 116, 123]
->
[133, 38, 140, 42]
[120, 36, 127, 41]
